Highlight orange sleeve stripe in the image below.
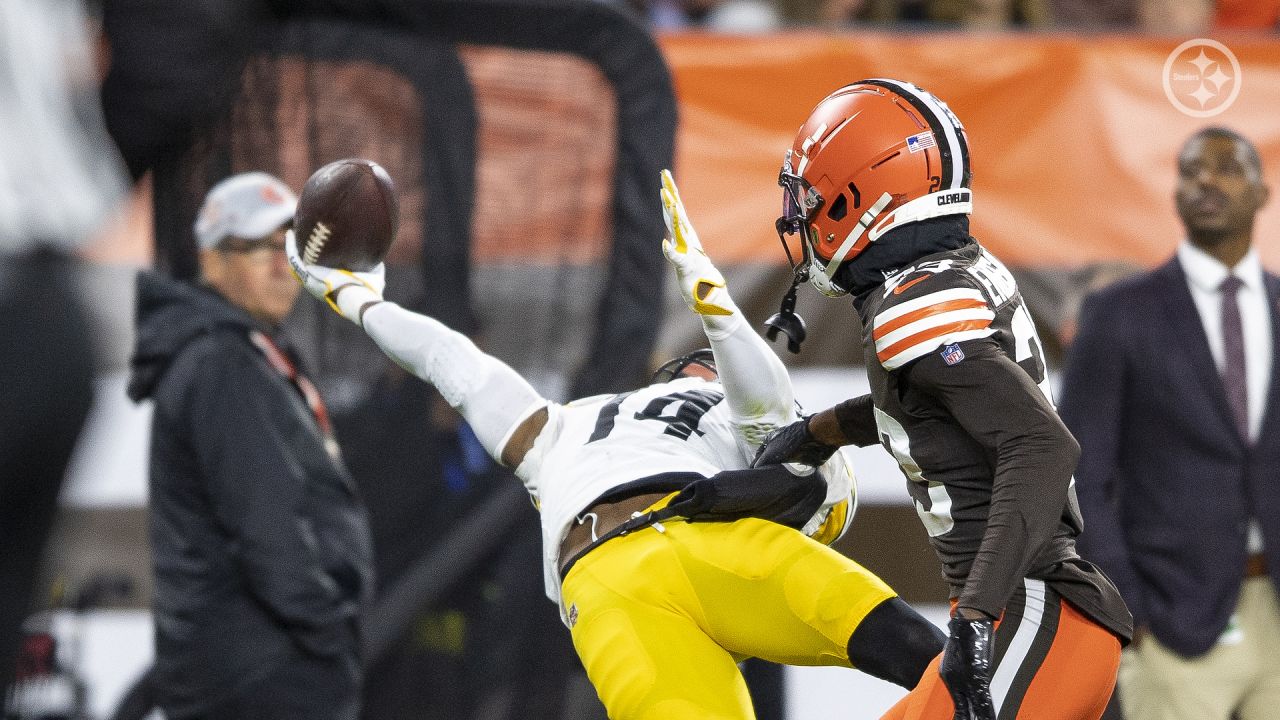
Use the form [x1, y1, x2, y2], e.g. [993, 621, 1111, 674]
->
[876, 318, 993, 364]
[872, 298, 989, 341]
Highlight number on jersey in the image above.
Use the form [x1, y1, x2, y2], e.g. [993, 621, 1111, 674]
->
[589, 389, 724, 442]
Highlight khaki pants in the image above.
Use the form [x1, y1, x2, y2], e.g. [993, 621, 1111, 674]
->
[1120, 577, 1280, 720]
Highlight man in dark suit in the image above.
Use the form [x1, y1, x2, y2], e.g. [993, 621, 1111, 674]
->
[1059, 127, 1280, 720]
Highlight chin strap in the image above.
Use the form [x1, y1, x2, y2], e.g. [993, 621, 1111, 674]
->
[764, 279, 807, 354]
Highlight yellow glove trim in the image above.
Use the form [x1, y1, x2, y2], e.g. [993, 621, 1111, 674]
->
[322, 270, 375, 315]
[692, 277, 734, 316]
[660, 172, 690, 254]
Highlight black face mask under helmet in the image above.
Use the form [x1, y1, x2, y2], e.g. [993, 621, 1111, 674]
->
[650, 348, 717, 384]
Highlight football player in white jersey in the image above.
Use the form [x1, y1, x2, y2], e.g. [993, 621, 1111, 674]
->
[286, 170, 945, 719]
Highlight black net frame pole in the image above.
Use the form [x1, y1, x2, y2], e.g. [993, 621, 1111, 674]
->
[360, 481, 532, 664]
[408, 0, 677, 395]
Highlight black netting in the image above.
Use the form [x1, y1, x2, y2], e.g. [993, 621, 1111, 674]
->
[461, 44, 617, 401]
[150, 19, 474, 411]
[137, 2, 673, 407]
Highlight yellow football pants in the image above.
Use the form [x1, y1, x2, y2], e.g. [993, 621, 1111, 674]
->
[561, 515, 896, 720]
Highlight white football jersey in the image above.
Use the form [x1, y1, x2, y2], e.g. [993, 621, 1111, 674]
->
[514, 376, 855, 616]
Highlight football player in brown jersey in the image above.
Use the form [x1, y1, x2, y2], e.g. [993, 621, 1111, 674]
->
[754, 80, 1133, 720]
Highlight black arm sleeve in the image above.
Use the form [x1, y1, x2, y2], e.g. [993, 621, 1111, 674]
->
[907, 340, 1079, 618]
[832, 394, 879, 447]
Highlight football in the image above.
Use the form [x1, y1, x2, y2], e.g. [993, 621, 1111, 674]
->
[294, 158, 399, 272]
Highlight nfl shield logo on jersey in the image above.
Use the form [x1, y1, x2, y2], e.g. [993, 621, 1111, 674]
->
[568, 603, 579, 628]
[941, 343, 965, 366]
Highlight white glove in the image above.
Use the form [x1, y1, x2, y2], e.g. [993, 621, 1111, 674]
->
[285, 229, 386, 326]
[661, 169, 738, 318]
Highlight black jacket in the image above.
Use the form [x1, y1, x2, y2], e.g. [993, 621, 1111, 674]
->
[129, 272, 374, 716]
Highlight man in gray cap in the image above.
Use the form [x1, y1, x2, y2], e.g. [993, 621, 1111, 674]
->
[191, 171, 304, 327]
[128, 171, 374, 720]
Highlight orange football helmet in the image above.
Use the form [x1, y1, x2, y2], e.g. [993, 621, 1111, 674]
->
[776, 79, 973, 297]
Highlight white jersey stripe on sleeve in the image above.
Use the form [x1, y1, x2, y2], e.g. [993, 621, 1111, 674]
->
[874, 287, 987, 325]
[879, 327, 995, 370]
[874, 307, 996, 355]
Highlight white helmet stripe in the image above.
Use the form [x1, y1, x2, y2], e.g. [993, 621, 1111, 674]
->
[822, 191, 894, 279]
[868, 78, 965, 191]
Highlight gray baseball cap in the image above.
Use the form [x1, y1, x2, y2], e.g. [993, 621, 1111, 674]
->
[194, 172, 297, 249]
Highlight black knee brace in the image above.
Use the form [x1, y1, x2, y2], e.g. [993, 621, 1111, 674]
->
[846, 596, 947, 689]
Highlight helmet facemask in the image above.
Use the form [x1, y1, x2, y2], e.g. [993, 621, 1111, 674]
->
[775, 151, 849, 299]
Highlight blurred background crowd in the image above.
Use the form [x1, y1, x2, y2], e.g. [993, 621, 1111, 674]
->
[621, 0, 1280, 33]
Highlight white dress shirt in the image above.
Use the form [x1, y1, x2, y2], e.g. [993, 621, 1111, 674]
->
[1177, 241, 1273, 443]
[1178, 241, 1273, 554]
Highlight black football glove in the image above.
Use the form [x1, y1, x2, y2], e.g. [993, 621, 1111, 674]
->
[939, 616, 996, 720]
[750, 416, 839, 468]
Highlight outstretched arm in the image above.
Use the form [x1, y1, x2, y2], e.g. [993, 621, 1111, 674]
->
[660, 170, 793, 447]
[286, 231, 548, 468]
[361, 305, 549, 467]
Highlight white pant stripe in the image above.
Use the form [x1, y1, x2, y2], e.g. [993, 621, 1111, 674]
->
[990, 578, 1047, 715]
